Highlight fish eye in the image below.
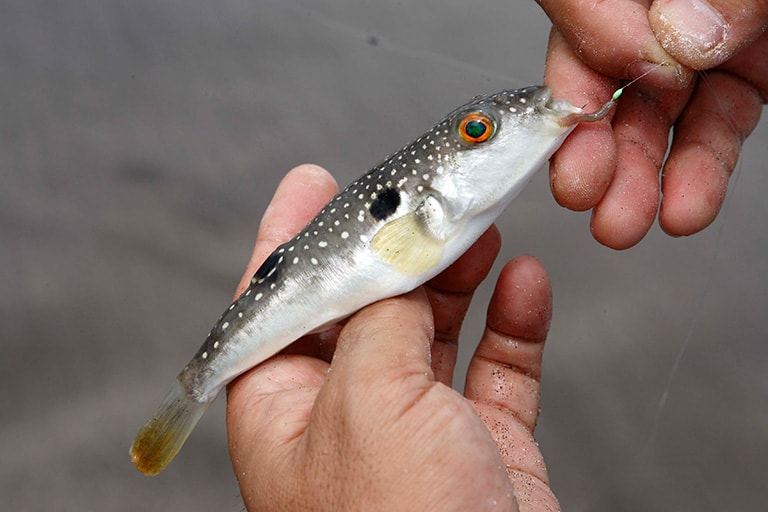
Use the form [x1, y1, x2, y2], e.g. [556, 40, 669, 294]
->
[457, 111, 496, 144]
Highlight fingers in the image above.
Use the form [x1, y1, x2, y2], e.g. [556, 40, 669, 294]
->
[319, 289, 440, 438]
[464, 256, 552, 435]
[330, 289, 436, 390]
[538, 0, 693, 88]
[425, 226, 501, 385]
[718, 31, 768, 101]
[660, 71, 764, 235]
[234, 164, 338, 297]
[649, 0, 768, 70]
[545, 28, 620, 211]
[226, 165, 341, 508]
[590, 80, 693, 249]
[464, 255, 554, 491]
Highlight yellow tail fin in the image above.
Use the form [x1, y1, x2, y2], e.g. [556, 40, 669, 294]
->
[130, 381, 210, 475]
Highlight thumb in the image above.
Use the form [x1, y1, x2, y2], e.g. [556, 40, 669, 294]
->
[328, 289, 436, 394]
[650, 0, 768, 69]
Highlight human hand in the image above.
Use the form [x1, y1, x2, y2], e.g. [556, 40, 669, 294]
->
[226, 164, 560, 511]
[537, 0, 767, 249]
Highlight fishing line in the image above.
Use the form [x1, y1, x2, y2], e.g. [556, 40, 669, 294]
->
[641, 69, 744, 458]
[265, 0, 529, 86]
[576, 63, 666, 121]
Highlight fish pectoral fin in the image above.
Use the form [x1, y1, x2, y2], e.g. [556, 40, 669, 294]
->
[371, 209, 445, 276]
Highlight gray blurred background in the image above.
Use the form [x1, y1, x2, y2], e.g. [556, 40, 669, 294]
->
[2, 1, 766, 510]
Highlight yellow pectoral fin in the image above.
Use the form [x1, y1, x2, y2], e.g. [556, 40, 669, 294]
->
[371, 212, 444, 275]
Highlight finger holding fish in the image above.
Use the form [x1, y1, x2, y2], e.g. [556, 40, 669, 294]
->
[543, 3, 767, 248]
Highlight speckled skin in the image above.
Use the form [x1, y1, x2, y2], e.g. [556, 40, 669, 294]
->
[178, 86, 587, 400]
[132, 86, 597, 475]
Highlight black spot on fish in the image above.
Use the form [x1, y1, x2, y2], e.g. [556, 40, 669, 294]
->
[369, 188, 400, 220]
[254, 251, 281, 281]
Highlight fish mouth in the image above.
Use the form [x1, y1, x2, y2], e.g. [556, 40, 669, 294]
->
[538, 87, 618, 127]
[536, 87, 583, 118]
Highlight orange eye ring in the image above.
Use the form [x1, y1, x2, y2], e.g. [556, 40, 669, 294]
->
[458, 112, 495, 143]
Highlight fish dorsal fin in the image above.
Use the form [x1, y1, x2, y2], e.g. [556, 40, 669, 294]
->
[371, 194, 446, 275]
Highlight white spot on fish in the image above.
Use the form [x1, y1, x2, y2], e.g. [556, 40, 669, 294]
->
[222, 322, 229, 330]
[201, 352, 208, 360]
[360, 234, 369, 243]
[341, 231, 349, 239]
[213, 341, 219, 349]
[318, 241, 328, 248]
[310, 257, 318, 265]
[293, 257, 299, 264]
[254, 292, 263, 301]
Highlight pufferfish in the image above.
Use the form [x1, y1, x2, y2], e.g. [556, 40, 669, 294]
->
[130, 85, 616, 475]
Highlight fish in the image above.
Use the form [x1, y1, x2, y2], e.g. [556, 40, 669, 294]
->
[130, 85, 616, 475]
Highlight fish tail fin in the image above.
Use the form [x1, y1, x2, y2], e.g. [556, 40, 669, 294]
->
[129, 380, 211, 475]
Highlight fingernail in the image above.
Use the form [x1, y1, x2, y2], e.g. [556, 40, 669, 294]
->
[657, 0, 726, 57]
